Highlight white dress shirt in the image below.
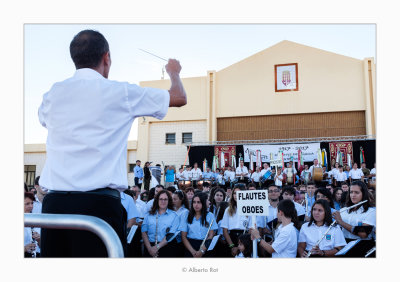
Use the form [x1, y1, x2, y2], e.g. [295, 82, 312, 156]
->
[236, 166, 249, 177]
[251, 171, 262, 182]
[271, 223, 298, 258]
[340, 206, 376, 239]
[335, 171, 348, 182]
[190, 168, 202, 180]
[349, 168, 364, 180]
[182, 170, 192, 180]
[38, 68, 169, 191]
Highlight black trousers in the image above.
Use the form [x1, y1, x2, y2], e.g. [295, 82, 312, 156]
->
[41, 191, 127, 257]
[134, 177, 142, 189]
[184, 238, 215, 257]
[126, 226, 143, 257]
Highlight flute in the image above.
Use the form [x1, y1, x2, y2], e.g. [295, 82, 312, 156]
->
[306, 200, 368, 258]
[199, 218, 214, 252]
[155, 213, 159, 246]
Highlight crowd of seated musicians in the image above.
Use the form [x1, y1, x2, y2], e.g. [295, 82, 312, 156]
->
[24, 159, 376, 258]
[121, 178, 376, 258]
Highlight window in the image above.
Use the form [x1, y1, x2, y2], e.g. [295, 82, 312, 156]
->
[165, 133, 176, 144]
[182, 132, 192, 143]
[129, 164, 136, 172]
[24, 165, 36, 188]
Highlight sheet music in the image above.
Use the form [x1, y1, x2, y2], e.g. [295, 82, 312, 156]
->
[127, 225, 138, 244]
[207, 235, 220, 251]
[335, 239, 361, 256]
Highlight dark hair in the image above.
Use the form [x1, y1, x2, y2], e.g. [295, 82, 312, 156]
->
[345, 181, 371, 213]
[166, 186, 176, 194]
[228, 185, 245, 216]
[140, 191, 149, 202]
[34, 176, 40, 186]
[188, 192, 209, 227]
[123, 189, 135, 198]
[333, 187, 343, 202]
[209, 188, 226, 214]
[148, 187, 156, 201]
[238, 234, 253, 258]
[277, 199, 300, 230]
[150, 190, 173, 215]
[314, 188, 334, 208]
[70, 30, 109, 69]
[247, 183, 257, 189]
[24, 192, 35, 202]
[308, 199, 333, 227]
[282, 186, 296, 196]
[173, 190, 189, 210]
[307, 181, 315, 186]
[24, 183, 28, 192]
[216, 201, 229, 222]
[185, 187, 195, 194]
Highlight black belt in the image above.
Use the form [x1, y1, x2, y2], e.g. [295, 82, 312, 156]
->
[48, 187, 120, 199]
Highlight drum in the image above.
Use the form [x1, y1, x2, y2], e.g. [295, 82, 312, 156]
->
[368, 178, 376, 188]
[313, 167, 323, 182]
[197, 180, 204, 190]
[184, 180, 192, 190]
[286, 168, 294, 184]
[178, 180, 185, 190]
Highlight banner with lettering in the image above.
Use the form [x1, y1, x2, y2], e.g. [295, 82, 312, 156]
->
[243, 143, 320, 163]
[214, 146, 236, 168]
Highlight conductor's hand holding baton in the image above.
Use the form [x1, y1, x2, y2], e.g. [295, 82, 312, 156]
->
[166, 59, 187, 107]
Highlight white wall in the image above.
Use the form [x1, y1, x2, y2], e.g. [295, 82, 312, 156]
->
[148, 120, 207, 168]
[24, 152, 46, 177]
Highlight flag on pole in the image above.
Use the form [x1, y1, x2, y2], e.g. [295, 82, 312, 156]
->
[232, 155, 237, 169]
[249, 153, 254, 171]
[360, 147, 365, 164]
[322, 149, 328, 167]
[256, 150, 262, 168]
[317, 149, 323, 166]
[212, 156, 217, 172]
[203, 158, 207, 172]
[347, 153, 352, 167]
[297, 149, 301, 169]
[279, 151, 284, 168]
[220, 151, 225, 168]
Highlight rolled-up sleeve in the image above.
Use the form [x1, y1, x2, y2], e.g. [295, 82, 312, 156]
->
[38, 92, 50, 128]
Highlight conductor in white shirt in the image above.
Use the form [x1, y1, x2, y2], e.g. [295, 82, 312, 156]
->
[38, 30, 187, 257]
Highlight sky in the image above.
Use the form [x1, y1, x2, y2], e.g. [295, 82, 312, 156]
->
[24, 24, 376, 144]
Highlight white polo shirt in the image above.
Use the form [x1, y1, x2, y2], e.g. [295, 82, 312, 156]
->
[340, 206, 376, 239]
[299, 222, 346, 251]
[38, 68, 169, 192]
[220, 208, 251, 230]
[251, 171, 262, 182]
[182, 170, 192, 180]
[190, 168, 202, 180]
[349, 169, 364, 180]
[271, 222, 298, 258]
[236, 166, 249, 177]
[335, 171, 348, 182]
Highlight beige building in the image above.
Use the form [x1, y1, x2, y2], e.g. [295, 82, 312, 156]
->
[137, 40, 376, 168]
[25, 40, 376, 184]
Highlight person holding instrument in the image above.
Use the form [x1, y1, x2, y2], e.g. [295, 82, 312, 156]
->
[38, 29, 187, 257]
[172, 190, 190, 257]
[180, 192, 217, 257]
[333, 181, 376, 242]
[250, 199, 299, 258]
[298, 199, 346, 257]
[141, 190, 180, 257]
[220, 185, 249, 257]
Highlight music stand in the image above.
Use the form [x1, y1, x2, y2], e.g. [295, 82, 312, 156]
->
[335, 239, 376, 258]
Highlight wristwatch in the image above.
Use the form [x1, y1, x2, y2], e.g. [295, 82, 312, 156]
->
[156, 244, 160, 250]
[200, 249, 205, 254]
[256, 237, 262, 244]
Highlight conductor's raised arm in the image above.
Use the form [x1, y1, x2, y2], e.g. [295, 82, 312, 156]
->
[166, 59, 187, 107]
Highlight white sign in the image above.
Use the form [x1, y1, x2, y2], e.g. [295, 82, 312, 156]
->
[237, 190, 270, 216]
[243, 143, 320, 163]
[269, 159, 283, 167]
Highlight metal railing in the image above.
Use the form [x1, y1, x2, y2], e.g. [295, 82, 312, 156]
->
[189, 135, 376, 146]
[24, 213, 124, 258]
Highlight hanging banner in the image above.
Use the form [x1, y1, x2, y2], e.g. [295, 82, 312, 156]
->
[214, 146, 236, 169]
[243, 143, 320, 163]
[329, 142, 353, 168]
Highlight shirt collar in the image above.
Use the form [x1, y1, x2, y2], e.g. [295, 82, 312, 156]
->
[73, 68, 105, 80]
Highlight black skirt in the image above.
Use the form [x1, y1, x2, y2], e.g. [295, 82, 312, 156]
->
[184, 238, 214, 257]
[143, 240, 179, 258]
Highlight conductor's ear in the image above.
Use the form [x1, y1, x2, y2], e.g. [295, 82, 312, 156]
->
[104, 52, 111, 67]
